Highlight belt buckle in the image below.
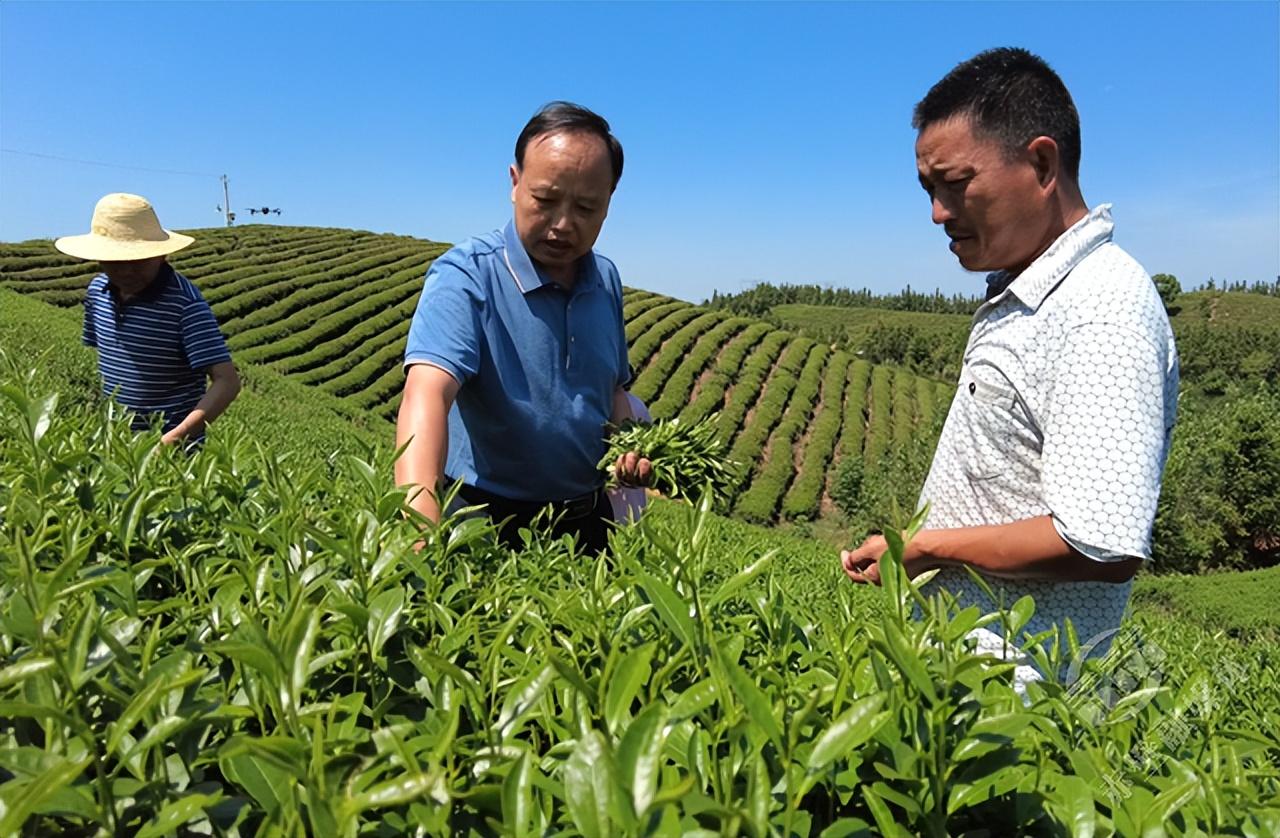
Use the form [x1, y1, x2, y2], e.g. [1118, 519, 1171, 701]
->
[560, 492, 596, 520]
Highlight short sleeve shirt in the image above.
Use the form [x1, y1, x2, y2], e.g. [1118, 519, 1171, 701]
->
[82, 265, 232, 432]
[404, 220, 631, 502]
[918, 205, 1180, 652]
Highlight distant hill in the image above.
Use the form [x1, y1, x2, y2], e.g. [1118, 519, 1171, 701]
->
[772, 303, 969, 344]
[0, 225, 949, 523]
[772, 290, 1280, 345]
[1167, 289, 1280, 330]
[766, 289, 1280, 389]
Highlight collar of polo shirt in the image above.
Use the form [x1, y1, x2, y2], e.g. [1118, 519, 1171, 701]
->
[986, 204, 1116, 313]
[500, 220, 602, 295]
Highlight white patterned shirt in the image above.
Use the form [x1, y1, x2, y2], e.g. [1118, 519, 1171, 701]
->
[918, 205, 1179, 672]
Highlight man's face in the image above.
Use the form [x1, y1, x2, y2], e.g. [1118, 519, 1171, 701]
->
[100, 255, 166, 290]
[510, 130, 614, 281]
[915, 115, 1049, 275]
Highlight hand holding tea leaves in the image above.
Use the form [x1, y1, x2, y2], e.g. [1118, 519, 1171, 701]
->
[612, 449, 654, 486]
[599, 414, 738, 504]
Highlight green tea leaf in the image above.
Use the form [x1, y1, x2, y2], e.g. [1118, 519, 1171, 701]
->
[367, 587, 405, 657]
[879, 621, 935, 701]
[501, 751, 534, 838]
[563, 731, 616, 838]
[496, 665, 555, 739]
[0, 754, 91, 836]
[637, 571, 698, 650]
[807, 694, 888, 772]
[707, 550, 776, 608]
[616, 702, 670, 817]
[0, 657, 55, 689]
[716, 647, 784, 754]
[221, 751, 294, 815]
[1049, 774, 1096, 838]
[670, 678, 719, 720]
[605, 643, 656, 733]
[346, 771, 447, 813]
[135, 792, 223, 838]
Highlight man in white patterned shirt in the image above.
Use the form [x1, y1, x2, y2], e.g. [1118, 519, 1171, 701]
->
[841, 48, 1179, 689]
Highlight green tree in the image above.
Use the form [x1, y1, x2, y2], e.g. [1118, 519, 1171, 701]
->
[1154, 388, 1280, 572]
[1152, 273, 1181, 310]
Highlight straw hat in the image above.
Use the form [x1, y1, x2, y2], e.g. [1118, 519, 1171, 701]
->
[55, 193, 195, 261]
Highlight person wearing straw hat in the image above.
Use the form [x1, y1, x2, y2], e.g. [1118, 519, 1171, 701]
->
[55, 193, 241, 444]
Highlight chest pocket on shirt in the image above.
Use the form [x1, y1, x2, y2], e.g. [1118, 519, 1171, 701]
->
[956, 363, 1022, 482]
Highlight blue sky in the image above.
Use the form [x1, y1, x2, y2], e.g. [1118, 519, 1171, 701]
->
[2, 1, 1276, 302]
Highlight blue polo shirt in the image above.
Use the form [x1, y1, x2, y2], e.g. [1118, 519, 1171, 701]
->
[404, 220, 631, 502]
[82, 265, 232, 432]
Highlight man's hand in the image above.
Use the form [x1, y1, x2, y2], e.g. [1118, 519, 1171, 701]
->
[161, 426, 197, 446]
[161, 361, 240, 445]
[841, 534, 888, 585]
[614, 451, 653, 487]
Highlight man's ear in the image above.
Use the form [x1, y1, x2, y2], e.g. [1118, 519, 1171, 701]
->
[1027, 136, 1060, 191]
[509, 163, 520, 201]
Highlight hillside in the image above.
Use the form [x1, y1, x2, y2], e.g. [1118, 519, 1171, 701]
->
[771, 290, 1280, 348]
[766, 288, 1280, 388]
[0, 225, 949, 524]
[1170, 289, 1280, 330]
[772, 302, 969, 345]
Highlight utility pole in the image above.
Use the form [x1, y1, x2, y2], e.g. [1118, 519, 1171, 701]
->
[221, 175, 233, 227]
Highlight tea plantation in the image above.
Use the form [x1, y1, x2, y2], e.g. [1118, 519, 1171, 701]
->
[0, 225, 947, 525]
[2, 231, 1279, 836]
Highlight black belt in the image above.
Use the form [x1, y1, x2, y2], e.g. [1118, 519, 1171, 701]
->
[455, 482, 603, 522]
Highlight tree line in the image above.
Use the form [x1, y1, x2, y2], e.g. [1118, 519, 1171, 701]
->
[705, 283, 984, 316]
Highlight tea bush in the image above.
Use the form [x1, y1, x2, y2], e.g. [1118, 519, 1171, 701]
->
[3, 361, 1278, 836]
[649, 317, 752, 419]
[677, 322, 772, 424]
[781, 354, 852, 521]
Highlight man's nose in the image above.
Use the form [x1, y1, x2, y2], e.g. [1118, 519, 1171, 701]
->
[549, 209, 573, 232]
[930, 195, 954, 226]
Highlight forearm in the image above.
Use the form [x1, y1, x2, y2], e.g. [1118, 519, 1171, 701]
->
[394, 393, 450, 523]
[167, 366, 241, 440]
[906, 515, 1141, 583]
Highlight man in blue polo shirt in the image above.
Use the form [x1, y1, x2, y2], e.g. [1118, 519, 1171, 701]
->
[55, 193, 241, 444]
[395, 102, 650, 553]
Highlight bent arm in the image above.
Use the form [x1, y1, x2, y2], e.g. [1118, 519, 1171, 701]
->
[164, 361, 241, 443]
[907, 515, 1141, 583]
[395, 363, 460, 523]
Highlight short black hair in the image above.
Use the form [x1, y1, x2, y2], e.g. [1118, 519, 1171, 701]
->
[912, 47, 1081, 181]
[514, 101, 624, 189]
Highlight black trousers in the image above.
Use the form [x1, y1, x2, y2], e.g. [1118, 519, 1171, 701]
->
[455, 483, 612, 555]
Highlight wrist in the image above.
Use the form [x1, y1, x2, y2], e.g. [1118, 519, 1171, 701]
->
[904, 529, 944, 572]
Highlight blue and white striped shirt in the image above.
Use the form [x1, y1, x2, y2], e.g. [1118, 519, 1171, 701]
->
[82, 265, 232, 431]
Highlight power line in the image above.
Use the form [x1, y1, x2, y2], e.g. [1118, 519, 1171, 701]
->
[1, 148, 219, 179]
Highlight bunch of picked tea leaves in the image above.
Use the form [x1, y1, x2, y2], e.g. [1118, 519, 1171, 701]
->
[599, 414, 739, 505]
